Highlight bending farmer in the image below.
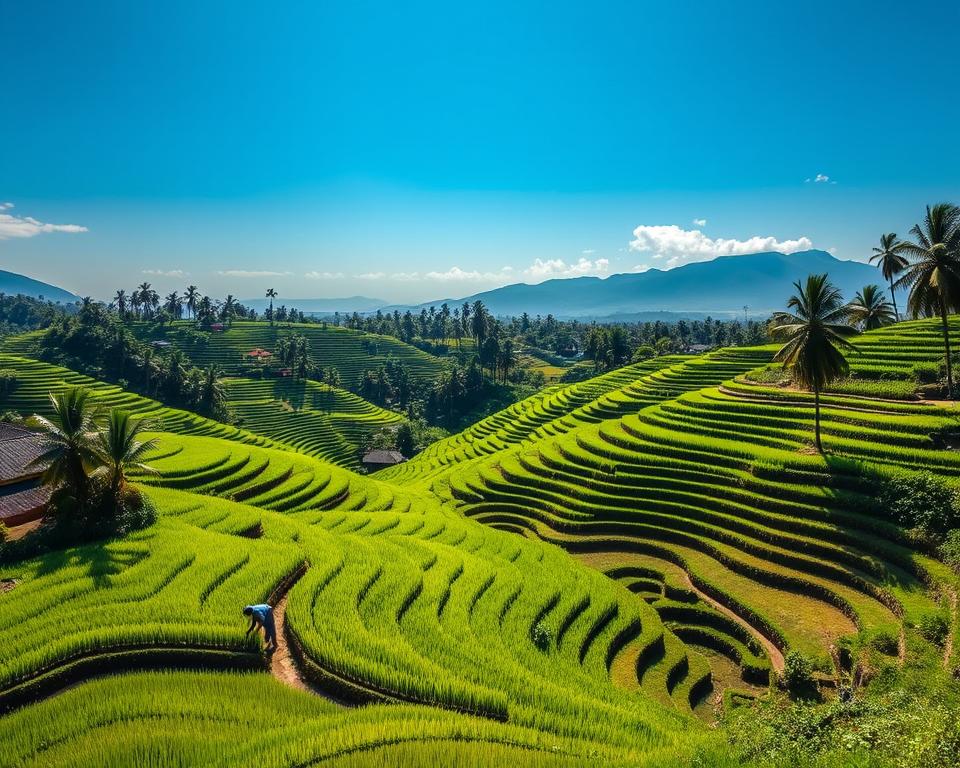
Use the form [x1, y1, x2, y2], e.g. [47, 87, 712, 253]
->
[243, 603, 277, 651]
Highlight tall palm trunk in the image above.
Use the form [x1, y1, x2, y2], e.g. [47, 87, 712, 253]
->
[941, 299, 954, 399]
[888, 275, 899, 321]
[814, 386, 822, 453]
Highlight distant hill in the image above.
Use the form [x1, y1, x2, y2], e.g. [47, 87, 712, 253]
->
[404, 250, 890, 319]
[241, 296, 388, 314]
[0, 269, 78, 304]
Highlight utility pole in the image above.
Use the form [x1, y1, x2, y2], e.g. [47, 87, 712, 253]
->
[743, 305, 749, 324]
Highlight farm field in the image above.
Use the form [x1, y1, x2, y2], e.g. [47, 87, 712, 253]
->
[2, 320, 447, 392]
[1, 316, 959, 767]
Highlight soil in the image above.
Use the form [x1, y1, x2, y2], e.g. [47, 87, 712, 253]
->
[267, 579, 350, 705]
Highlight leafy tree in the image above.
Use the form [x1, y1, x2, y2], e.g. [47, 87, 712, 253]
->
[869, 233, 908, 320]
[772, 274, 857, 452]
[896, 203, 960, 397]
[847, 284, 896, 330]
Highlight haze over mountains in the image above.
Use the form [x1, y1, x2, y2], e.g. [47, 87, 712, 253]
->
[4, 250, 888, 320]
[401, 250, 887, 319]
[0, 269, 79, 304]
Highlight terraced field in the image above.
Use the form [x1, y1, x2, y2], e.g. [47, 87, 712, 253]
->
[379, 347, 774, 488]
[130, 321, 445, 387]
[2, 316, 959, 767]
[0, 354, 280, 449]
[224, 377, 402, 468]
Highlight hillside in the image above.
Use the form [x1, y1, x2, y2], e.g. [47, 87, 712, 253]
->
[407, 250, 889, 318]
[0, 269, 78, 304]
[2, 320, 447, 392]
[0, 316, 958, 767]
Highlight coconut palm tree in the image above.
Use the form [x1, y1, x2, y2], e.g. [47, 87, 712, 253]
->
[266, 288, 277, 325]
[198, 365, 226, 416]
[846, 285, 896, 331]
[137, 282, 158, 320]
[164, 291, 182, 319]
[895, 203, 960, 397]
[27, 387, 102, 510]
[94, 409, 158, 510]
[184, 285, 200, 320]
[771, 274, 858, 452]
[869, 233, 908, 320]
[221, 295, 237, 326]
[112, 289, 128, 320]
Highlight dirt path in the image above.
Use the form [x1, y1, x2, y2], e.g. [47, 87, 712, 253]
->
[678, 571, 785, 674]
[268, 580, 350, 705]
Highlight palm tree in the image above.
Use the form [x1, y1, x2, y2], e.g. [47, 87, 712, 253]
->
[198, 365, 226, 416]
[94, 409, 158, 510]
[164, 291, 182, 319]
[869, 233, 908, 320]
[184, 285, 200, 320]
[27, 388, 102, 510]
[113, 289, 128, 319]
[266, 288, 277, 325]
[895, 203, 960, 397]
[846, 285, 896, 331]
[137, 282, 158, 320]
[771, 274, 858, 452]
[222, 295, 237, 326]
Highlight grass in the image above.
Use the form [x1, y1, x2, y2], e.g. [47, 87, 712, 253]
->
[2, 316, 960, 766]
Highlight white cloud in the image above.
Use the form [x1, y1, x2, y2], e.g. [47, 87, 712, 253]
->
[806, 173, 834, 184]
[692, 218, 707, 227]
[355, 272, 386, 280]
[142, 269, 188, 278]
[304, 270, 344, 279]
[0, 203, 88, 240]
[523, 257, 610, 280]
[629, 224, 814, 269]
[581, 248, 596, 255]
[217, 270, 292, 278]
[422, 266, 515, 282]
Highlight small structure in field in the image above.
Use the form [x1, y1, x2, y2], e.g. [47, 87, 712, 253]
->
[362, 449, 406, 473]
[0, 423, 50, 528]
[246, 348, 273, 360]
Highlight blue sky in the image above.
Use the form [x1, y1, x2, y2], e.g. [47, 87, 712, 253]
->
[1, 0, 958, 304]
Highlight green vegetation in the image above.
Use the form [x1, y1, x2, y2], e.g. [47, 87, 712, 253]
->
[3, 258, 960, 765]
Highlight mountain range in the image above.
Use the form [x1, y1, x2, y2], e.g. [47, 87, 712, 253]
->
[0, 270, 79, 304]
[399, 250, 891, 319]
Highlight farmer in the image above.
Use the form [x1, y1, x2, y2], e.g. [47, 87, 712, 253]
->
[243, 603, 277, 652]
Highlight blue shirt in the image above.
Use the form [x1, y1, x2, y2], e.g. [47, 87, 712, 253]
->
[246, 604, 272, 623]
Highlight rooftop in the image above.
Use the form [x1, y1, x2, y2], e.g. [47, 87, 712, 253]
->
[362, 449, 406, 466]
[0, 423, 47, 485]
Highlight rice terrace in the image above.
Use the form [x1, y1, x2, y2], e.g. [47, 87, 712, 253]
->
[2, 3, 959, 767]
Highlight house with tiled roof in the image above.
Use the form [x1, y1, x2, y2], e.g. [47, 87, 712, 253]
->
[361, 449, 406, 472]
[0, 423, 50, 528]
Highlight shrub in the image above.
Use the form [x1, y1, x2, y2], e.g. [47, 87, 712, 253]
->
[781, 650, 816, 696]
[916, 612, 950, 647]
[868, 629, 899, 656]
[531, 621, 552, 652]
[0, 369, 18, 398]
[940, 529, 960, 574]
[632, 345, 655, 362]
[879, 472, 960, 541]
